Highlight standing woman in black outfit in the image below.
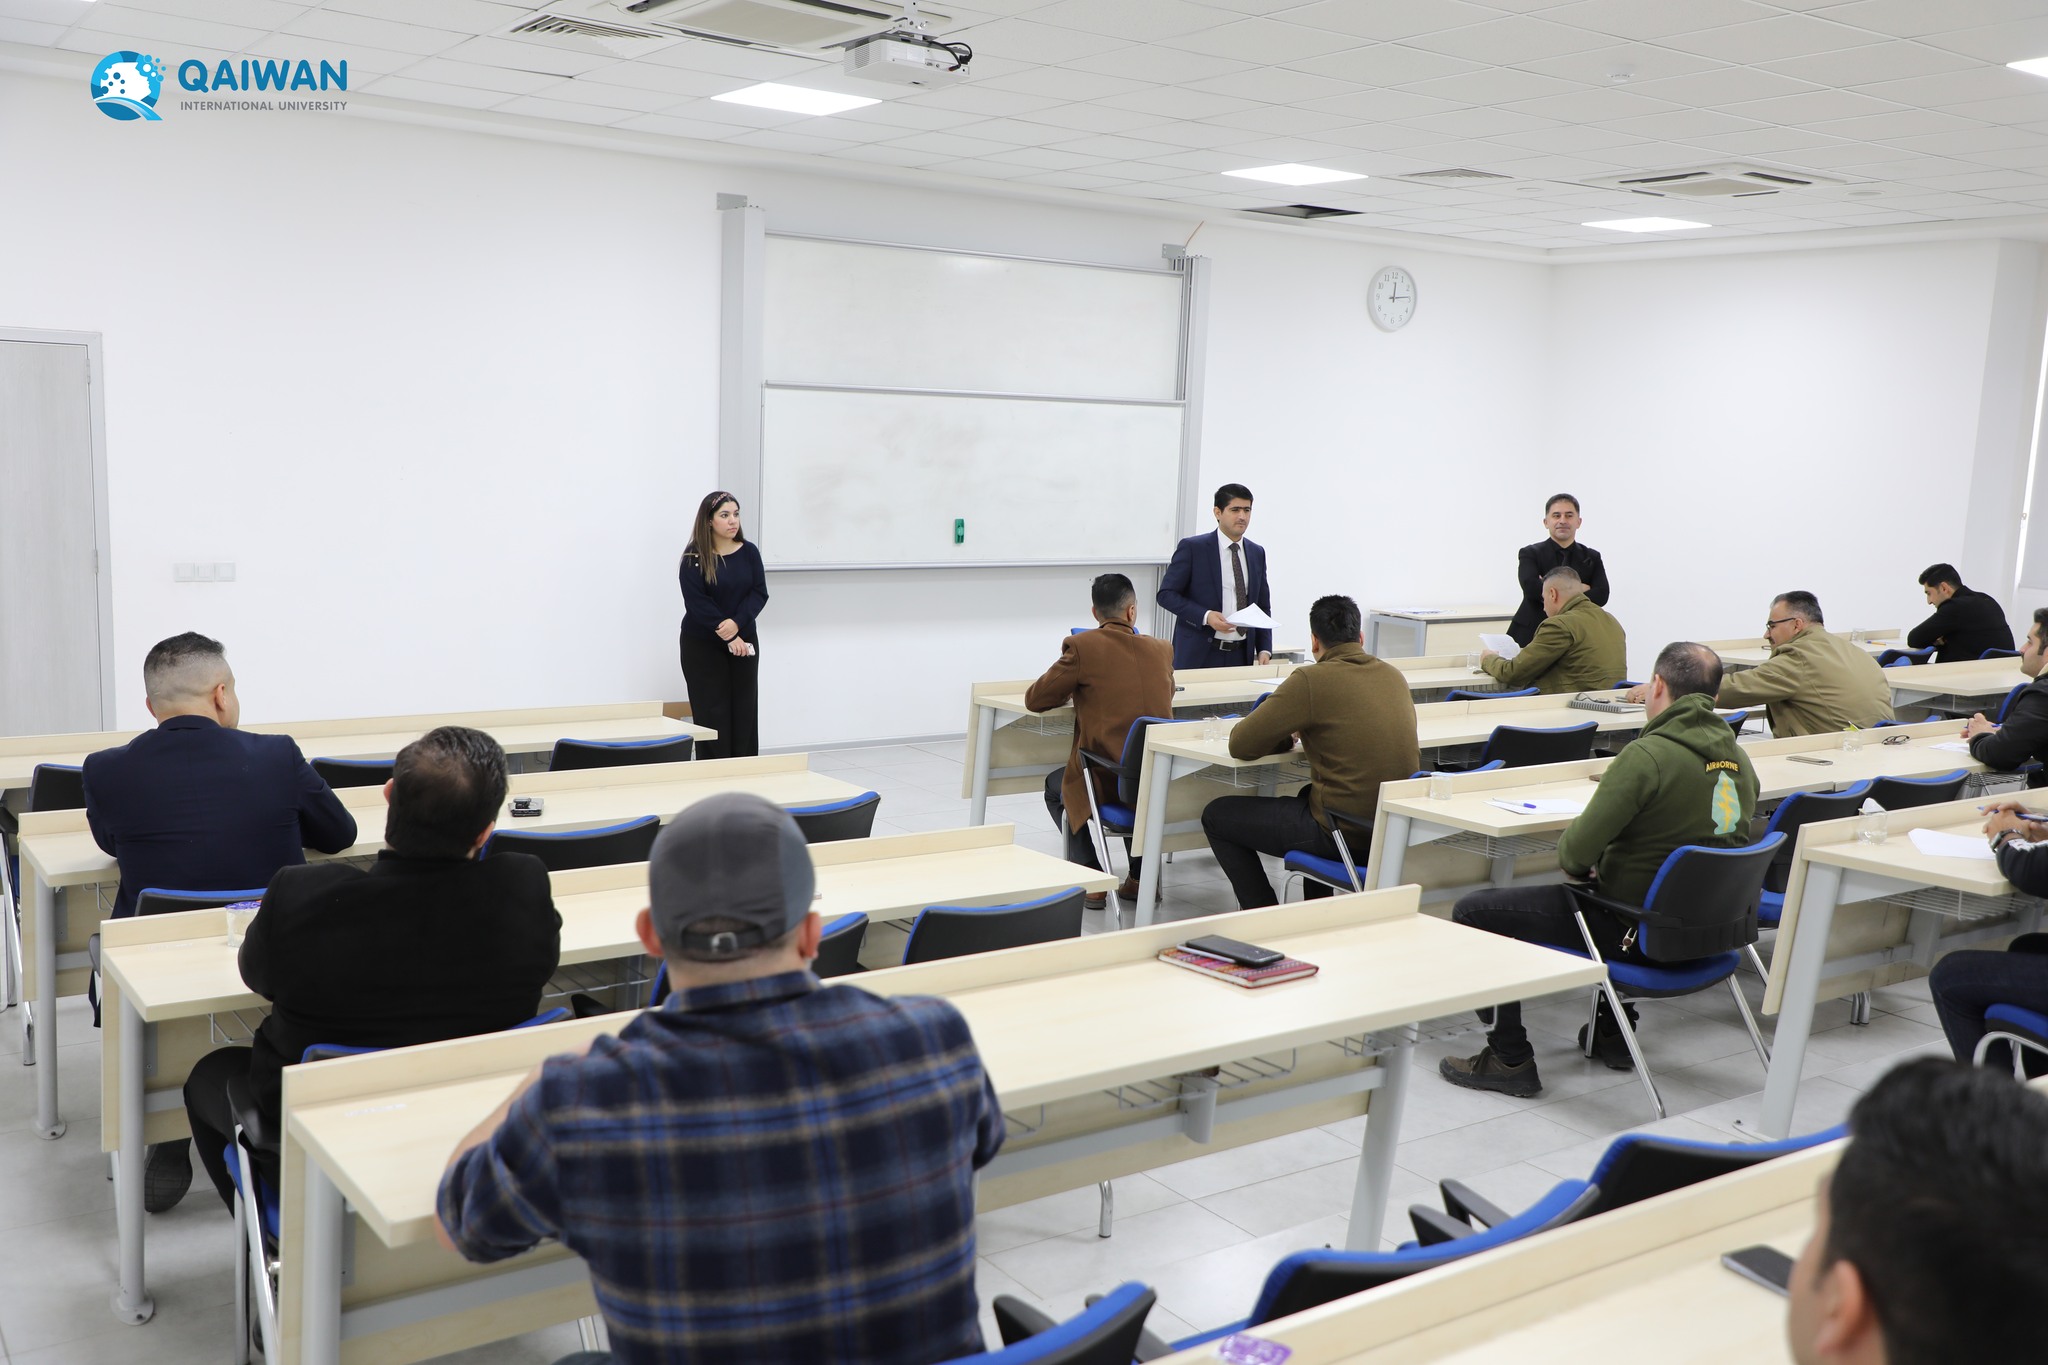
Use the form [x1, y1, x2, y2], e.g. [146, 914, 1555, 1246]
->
[678, 490, 767, 758]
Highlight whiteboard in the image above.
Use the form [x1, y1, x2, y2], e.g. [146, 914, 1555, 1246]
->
[758, 388, 1182, 567]
[764, 236, 1184, 401]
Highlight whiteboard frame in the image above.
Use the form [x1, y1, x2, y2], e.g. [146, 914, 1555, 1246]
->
[717, 204, 1209, 573]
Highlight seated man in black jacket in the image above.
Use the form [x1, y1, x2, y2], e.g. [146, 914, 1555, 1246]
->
[1963, 607, 2047, 784]
[1909, 563, 2012, 663]
[179, 725, 561, 1212]
[1928, 799, 2048, 1073]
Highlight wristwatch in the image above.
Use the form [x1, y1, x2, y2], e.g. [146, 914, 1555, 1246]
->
[1992, 828, 2020, 854]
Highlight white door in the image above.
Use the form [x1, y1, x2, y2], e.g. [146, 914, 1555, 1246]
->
[0, 334, 111, 735]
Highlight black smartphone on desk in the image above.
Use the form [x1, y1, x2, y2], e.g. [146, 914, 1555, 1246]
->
[1180, 935, 1283, 968]
[1786, 755, 1833, 766]
[509, 796, 545, 818]
[1721, 1245, 1794, 1296]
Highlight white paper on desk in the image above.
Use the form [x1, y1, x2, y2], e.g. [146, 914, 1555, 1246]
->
[1907, 828, 1996, 861]
[1487, 798, 1586, 816]
[1225, 604, 1275, 629]
[1477, 633, 1521, 660]
[1932, 741, 1973, 753]
[1390, 607, 1444, 615]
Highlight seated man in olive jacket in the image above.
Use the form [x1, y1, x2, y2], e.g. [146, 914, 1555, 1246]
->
[1478, 565, 1627, 696]
[178, 725, 561, 1212]
[1441, 642, 1759, 1097]
[1964, 606, 2048, 787]
[1715, 590, 1893, 736]
[1201, 595, 1419, 909]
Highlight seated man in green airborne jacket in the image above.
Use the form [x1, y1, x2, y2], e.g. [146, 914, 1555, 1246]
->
[1440, 641, 1760, 1097]
[1477, 565, 1627, 696]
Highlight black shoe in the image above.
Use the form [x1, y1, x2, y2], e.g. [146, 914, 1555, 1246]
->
[1439, 1047, 1541, 1097]
[143, 1140, 192, 1213]
[1577, 1001, 1641, 1071]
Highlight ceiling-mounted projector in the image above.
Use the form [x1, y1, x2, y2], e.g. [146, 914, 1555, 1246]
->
[841, 3, 969, 86]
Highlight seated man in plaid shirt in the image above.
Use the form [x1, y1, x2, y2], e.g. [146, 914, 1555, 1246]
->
[436, 792, 1005, 1365]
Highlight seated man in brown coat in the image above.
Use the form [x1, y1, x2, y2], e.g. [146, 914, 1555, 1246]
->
[1203, 595, 1421, 909]
[1025, 573, 1176, 908]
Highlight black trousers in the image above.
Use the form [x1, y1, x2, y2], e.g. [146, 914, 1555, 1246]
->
[1042, 768, 1141, 882]
[680, 631, 759, 759]
[184, 1044, 258, 1212]
[1450, 884, 1637, 1066]
[1201, 790, 1350, 909]
[1929, 932, 2048, 1072]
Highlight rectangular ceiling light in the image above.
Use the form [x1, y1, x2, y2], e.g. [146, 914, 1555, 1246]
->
[1224, 163, 1365, 187]
[1583, 216, 1711, 232]
[712, 82, 879, 115]
[2010, 57, 2048, 79]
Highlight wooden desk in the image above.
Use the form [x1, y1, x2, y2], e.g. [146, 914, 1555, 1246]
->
[0, 701, 712, 795]
[16, 754, 863, 1142]
[1365, 606, 1516, 660]
[1153, 1141, 1838, 1364]
[269, 889, 1601, 1365]
[1750, 797, 2042, 1138]
[1707, 629, 1899, 672]
[1364, 722, 1989, 907]
[94, 824, 1108, 1325]
[1880, 658, 2028, 715]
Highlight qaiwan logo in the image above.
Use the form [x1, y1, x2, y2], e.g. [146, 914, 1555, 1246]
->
[90, 51, 165, 121]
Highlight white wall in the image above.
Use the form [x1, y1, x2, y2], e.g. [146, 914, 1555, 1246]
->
[5, 67, 2042, 744]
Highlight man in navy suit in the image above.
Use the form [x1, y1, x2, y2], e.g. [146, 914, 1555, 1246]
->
[82, 631, 356, 1209]
[1157, 483, 1273, 669]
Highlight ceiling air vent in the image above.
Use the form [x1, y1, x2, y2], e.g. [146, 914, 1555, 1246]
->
[507, 13, 681, 57]
[1394, 168, 1513, 184]
[1582, 162, 1846, 199]
[1241, 205, 1360, 220]
[611, 0, 942, 50]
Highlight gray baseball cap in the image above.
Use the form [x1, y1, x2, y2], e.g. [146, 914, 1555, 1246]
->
[648, 792, 816, 962]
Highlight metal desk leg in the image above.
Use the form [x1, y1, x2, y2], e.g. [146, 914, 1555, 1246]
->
[113, 993, 153, 1323]
[33, 870, 62, 1138]
[1756, 863, 1841, 1140]
[301, 1159, 346, 1365]
[1369, 814, 1410, 891]
[1132, 753, 1176, 928]
[1347, 1035, 1412, 1251]
[968, 704, 996, 827]
[0, 849, 15, 1011]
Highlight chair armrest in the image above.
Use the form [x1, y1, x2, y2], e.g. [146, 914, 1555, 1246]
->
[1328, 807, 1374, 836]
[1568, 887, 1654, 927]
[1078, 750, 1118, 773]
[1133, 1328, 1178, 1361]
[1408, 1204, 1475, 1246]
[991, 1295, 1060, 1348]
[1440, 1178, 1511, 1229]
[224, 1073, 276, 1156]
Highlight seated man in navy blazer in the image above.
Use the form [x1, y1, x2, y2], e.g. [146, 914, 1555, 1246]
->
[1158, 483, 1273, 669]
[82, 631, 357, 1209]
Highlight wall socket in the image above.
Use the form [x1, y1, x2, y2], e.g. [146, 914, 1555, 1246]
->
[173, 562, 236, 582]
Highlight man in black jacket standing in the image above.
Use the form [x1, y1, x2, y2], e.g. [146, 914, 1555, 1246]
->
[177, 726, 561, 1212]
[1507, 494, 1609, 648]
[1964, 607, 2046, 785]
[1909, 563, 2012, 662]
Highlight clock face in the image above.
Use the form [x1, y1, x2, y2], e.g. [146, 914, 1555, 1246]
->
[1369, 266, 1416, 331]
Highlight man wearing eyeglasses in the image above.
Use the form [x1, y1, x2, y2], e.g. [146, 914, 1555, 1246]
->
[1712, 591, 1893, 737]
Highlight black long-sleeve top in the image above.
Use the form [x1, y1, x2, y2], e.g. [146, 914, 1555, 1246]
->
[1906, 586, 2013, 663]
[1508, 539, 1610, 647]
[679, 541, 769, 645]
[1971, 676, 2048, 787]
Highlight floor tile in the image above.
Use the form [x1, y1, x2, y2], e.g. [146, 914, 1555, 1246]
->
[1149, 1128, 1360, 1202]
[1393, 1109, 1590, 1183]
[1799, 1012, 1946, 1066]
[986, 1202, 1252, 1299]
[1143, 1214, 1351, 1334]
[976, 1174, 1181, 1255]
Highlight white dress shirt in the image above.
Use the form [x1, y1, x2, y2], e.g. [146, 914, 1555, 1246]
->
[1214, 529, 1247, 642]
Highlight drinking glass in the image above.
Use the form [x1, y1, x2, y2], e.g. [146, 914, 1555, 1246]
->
[1855, 810, 1888, 845]
[1428, 774, 1453, 801]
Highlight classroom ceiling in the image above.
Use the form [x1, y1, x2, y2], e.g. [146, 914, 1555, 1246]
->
[15, 0, 2048, 250]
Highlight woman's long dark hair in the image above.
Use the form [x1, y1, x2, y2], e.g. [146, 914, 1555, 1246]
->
[685, 490, 742, 585]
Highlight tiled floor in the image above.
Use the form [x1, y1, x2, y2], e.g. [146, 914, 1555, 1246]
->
[0, 740, 1949, 1362]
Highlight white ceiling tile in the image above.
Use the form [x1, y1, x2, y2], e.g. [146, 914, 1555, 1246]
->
[1041, 131, 1193, 159]
[831, 100, 985, 131]
[1287, 42, 1484, 87]
[362, 74, 511, 109]
[1945, 93, 2048, 125]
[904, 85, 1062, 117]
[1499, 87, 1685, 124]
[1908, 166, 2048, 191]
[1777, 140, 1907, 167]
[770, 114, 904, 144]
[606, 110, 740, 140]
[1308, 123, 1456, 152]
[74, 5, 268, 50]
[279, 8, 466, 56]
[1660, 15, 1887, 64]
[440, 35, 618, 78]
[1838, 154, 1993, 178]
[884, 129, 1019, 156]
[1015, 168, 1126, 188]
[1402, 106, 1563, 138]
[1723, 89, 1908, 125]
[1687, 127, 1862, 156]
[1114, 120, 1253, 149]
[726, 128, 861, 155]
[1180, 65, 1357, 104]
[638, 39, 823, 80]
[1597, 108, 1775, 140]
[1543, 0, 1775, 42]
[1061, 43, 1251, 84]
[830, 143, 956, 167]
[1491, 123, 1649, 153]
[569, 60, 731, 98]
[1396, 67, 1589, 106]
[1855, 66, 2048, 108]
[1270, 0, 1499, 43]
[976, 144, 1114, 170]
[1090, 85, 1259, 120]
[1914, 20, 2048, 63]
[1159, 18, 1365, 64]
[937, 115, 1071, 145]
[1082, 158, 1188, 182]
[1143, 147, 1272, 173]
[1511, 42, 1725, 85]
[1295, 88, 1463, 122]
[1622, 65, 1818, 107]
[238, 35, 425, 76]
[920, 157, 1041, 180]
[1820, 0, 2046, 40]
[1757, 41, 1977, 88]
[1405, 16, 1616, 64]
[669, 96, 808, 129]
[1190, 104, 1358, 135]
[1021, 0, 1233, 42]
[537, 79, 686, 114]
[1962, 144, 2048, 170]
[0, 0, 96, 21]
[116, 0, 305, 29]
[947, 17, 1126, 64]
[493, 94, 636, 126]
[1884, 125, 2046, 155]
[1012, 101, 1166, 133]
[322, 0, 513, 32]
[971, 65, 1154, 101]
[0, 16, 60, 42]
[1206, 135, 1361, 162]
[1814, 108, 1992, 140]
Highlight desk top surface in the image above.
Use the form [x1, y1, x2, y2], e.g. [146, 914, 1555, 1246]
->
[975, 656, 1514, 717]
[1367, 605, 1516, 623]
[1801, 797, 2023, 896]
[287, 892, 1602, 1247]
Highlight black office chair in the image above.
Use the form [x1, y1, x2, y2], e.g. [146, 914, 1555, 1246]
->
[88, 886, 266, 1029]
[486, 815, 660, 871]
[1444, 686, 1537, 702]
[1870, 769, 1969, 811]
[981, 1283, 1157, 1364]
[310, 757, 393, 789]
[11, 764, 88, 1052]
[813, 913, 868, 978]
[1078, 715, 1189, 888]
[1877, 646, 1935, 667]
[1751, 782, 1874, 977]
[901, 888, 1086, 965]
[27, 763, 85, 810]
[547, 736, 695, 771]
[787, 791, 881, 843]
[1440, 721, 1597, 772]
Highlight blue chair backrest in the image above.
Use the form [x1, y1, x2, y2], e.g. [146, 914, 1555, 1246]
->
[28, 763, 85, 812]
[310, 756, 394, 789]
[1723, 709, 1749, 732]
[1760, 782, 1872, 891]
[548, 735, 695, 771]
[1998, 682, 2031, 724]
[1445, 686, 1537, 702]
[1633, 834, 1785, 961]
[486, 814, 661, 871]
[1980, 648, 2022, 660]
[1114, 716, 1188, 807]
[787, 791, 881, 844]
[302, 1007, 569, 1063]
[904, 888, 1086, 965]
[1479, 721, 1597, 769]
[1409, 760, 1504, 779]
[972, 1283, 1156, 1364]
[1869, 769, 1968, 812]
[134, 887, 267, 917]
[1581, 1123, 1845, 1216]
[1878, 647, 1934, 667]
[814, 912, 868, 979]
